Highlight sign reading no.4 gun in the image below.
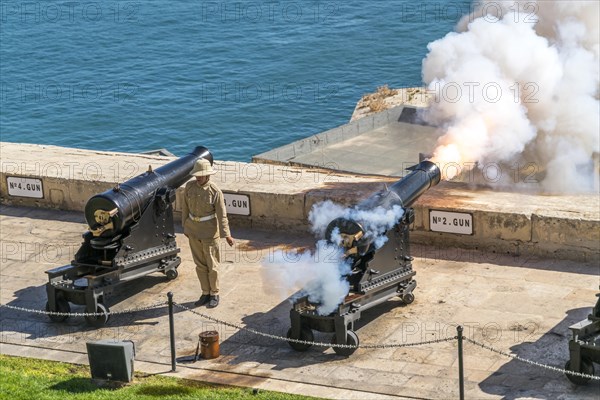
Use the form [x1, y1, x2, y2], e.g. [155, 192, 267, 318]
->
[7, 177, 44, 198]
[429, 210, 473, 235]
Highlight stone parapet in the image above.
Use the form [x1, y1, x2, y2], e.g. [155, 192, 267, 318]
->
[1, 142, 598, 262]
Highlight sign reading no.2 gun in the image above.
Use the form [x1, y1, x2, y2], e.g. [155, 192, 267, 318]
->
[223, 193, 250, 216]
[429, 210, 473, 235]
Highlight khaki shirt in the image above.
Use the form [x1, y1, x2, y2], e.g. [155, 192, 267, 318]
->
[182, 180, 231, 240]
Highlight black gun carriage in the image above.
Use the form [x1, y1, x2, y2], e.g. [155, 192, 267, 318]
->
[287, 160, 441, 356]
[564, 291, 600, 384]
[45, 146, 212, 326]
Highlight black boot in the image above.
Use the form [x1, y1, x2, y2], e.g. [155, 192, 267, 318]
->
[208, 295, 219, 308]
[194, 295, 210, 307]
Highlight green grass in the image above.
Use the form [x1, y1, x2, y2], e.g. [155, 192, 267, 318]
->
[0, 355, 321, 400]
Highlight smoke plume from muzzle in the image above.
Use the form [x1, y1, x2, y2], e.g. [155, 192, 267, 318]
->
[260, 198, 405, 315]
[261, 240, 351, 315]
[423, 0, 599, 192]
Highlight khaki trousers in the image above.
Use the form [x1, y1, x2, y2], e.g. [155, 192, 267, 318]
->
[188, 238, 220, 295]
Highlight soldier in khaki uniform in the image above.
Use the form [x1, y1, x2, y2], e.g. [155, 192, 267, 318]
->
[182, 159, 234, 308]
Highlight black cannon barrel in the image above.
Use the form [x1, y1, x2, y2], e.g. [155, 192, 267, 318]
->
[85, 146, 212, 236]
[386, 160, 440, 208]
[357, 160, 441, 211]
[325, 160, 441, 250]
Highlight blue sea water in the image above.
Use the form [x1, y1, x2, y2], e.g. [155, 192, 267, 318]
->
[1, 1, 470, 161]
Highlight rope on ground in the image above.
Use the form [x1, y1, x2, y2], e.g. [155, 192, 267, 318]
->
[0, 301, 168, 317]
[465, 337, 600, 381]
[174, 302, 456, 349]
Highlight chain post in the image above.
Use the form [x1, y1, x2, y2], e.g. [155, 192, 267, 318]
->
[457, 325, 465, 400]
[168, 292, 176, 372]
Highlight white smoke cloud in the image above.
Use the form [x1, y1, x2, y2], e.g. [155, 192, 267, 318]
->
[308, 200, 348, 238]
[309, 199, 404, 249]
[423, 0, 599, 192]
[261, 195, 405, 315]
[261, 240, 350, 315]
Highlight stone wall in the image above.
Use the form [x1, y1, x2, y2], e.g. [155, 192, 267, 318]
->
[1, 142, 598, 262]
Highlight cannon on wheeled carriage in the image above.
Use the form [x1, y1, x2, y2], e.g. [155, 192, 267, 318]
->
[287, 160, 441, 356]
[45, 146, 212, 326]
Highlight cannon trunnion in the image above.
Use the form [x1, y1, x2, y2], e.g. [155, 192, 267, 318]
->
[45, 146, 211, 326]
[287, 161, 440, 356]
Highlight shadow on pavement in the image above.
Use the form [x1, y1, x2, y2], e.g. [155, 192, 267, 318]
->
[209, 296, 407, 370]
[1, 275, 186, 341]
[410, 243, 599, 276]
[478, 306, 599, 399]
[0, 205, 84, 223]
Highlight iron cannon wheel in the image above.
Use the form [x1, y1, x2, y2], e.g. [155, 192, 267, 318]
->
[166, 269, 178, 280]
[45, 298, 71, 322]
[85, 303, 110, 327]
[286, 326, 314, 352]
[331, 330, 359, 357]
[402, 293, 415, 304]
[565, 358, 595, 385]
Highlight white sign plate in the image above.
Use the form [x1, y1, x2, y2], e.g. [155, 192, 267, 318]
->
[430, 210, 473, 235]
[223, 193, 250, 216]
[7, 177, 44, 198]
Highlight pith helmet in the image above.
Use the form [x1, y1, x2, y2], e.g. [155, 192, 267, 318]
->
[190, 159, 216, 177]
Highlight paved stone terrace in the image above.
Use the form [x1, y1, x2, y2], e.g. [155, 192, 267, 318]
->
[1, 205, 599, 399]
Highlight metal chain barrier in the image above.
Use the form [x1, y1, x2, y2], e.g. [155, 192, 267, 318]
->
[174, 302, 457, 349]
[465, 337, 600, 381]
[0, 301, 168, 317]
[3, 299, 598, 382]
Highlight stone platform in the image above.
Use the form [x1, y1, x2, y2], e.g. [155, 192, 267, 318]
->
[1, 205, 599, 399]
